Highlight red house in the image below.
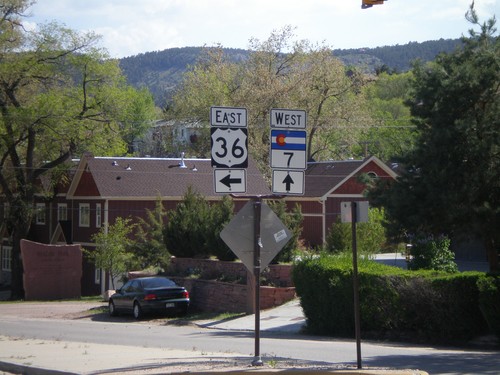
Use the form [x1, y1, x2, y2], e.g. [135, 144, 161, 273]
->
[289, 156, 398, 247]
[1, 154, 397, 295]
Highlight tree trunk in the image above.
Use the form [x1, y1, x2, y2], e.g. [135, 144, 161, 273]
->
[8, 200, 33, 300]
[486, 239, 498, 272]
[10, 232, 25, 300]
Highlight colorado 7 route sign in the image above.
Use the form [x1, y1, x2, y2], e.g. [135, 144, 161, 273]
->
[270, 129, 307, 169]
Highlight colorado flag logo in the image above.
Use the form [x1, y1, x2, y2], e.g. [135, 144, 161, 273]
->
[271, 130, 306, 151]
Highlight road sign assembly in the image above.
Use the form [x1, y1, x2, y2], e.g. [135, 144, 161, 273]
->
[269, 108, 307, 195]
[211, 106, 248, 193]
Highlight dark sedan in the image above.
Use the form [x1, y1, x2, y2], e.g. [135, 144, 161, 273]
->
[108, 276, 189, 319]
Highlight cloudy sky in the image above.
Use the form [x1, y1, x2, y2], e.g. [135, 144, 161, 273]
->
[27, 0, 498, 58]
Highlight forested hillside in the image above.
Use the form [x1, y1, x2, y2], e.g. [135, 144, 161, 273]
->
[119, 38, 463, 106]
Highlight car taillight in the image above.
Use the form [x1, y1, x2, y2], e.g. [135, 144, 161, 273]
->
[182, 291, 189, 298]
[144, 294, 157, 301]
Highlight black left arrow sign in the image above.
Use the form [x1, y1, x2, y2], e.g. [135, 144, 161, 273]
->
[282, 173, 294, 191]
[220, 174, 242, 188]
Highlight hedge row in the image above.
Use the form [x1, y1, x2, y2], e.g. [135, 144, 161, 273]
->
[292, 254, 499, 344]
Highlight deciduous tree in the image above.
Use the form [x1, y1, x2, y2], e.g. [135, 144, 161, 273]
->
[168, 26, 369, 172]
[0, 1, 156, 298]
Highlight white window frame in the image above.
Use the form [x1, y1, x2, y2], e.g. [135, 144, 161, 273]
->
[1, 246, 12, 271]
[95, 203, 102, 228]
[57, 203, 68, 221]
[35, 203, 46, 225]
[79, 203, 90, 227]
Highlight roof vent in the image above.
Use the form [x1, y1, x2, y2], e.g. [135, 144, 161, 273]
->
[125, 164, 132, 171]
[112, 161, 119, 166]
[179, 152, 187, 168]
[191, 164, 198, 172]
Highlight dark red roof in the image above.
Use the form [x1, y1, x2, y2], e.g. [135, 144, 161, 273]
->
[69, 155, 270, 199]
[303, 156, 397, 198]
[304, 160, 365, 197]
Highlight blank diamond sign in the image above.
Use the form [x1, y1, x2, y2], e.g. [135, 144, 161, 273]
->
[220, 200, 292, 272]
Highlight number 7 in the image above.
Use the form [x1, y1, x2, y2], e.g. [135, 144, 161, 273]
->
[284, 152, 293, 167]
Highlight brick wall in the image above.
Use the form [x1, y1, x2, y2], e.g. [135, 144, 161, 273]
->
[168, 257, 294, 287]
[167, 258, 296, 313]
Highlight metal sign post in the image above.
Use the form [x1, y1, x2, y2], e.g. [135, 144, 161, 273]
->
[252, 197, 263, 366]
[351, 202, 362, 370]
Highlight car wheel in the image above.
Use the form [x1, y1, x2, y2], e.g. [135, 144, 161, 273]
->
[108, 300, 118, 316]
[133, 301, 143, 320]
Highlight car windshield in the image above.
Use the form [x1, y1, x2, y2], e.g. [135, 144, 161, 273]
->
[142, 278, 176, 288]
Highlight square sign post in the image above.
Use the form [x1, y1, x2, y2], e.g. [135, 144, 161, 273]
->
[220, 198, 292, 367]
[341, 201, 369, 370]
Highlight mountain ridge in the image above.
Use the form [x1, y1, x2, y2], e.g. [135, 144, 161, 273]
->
[119, 38, 463, 106]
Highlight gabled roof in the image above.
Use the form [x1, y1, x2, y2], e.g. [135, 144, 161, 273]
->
[303, 155, 398, 199]
[67, 154, 270, 199]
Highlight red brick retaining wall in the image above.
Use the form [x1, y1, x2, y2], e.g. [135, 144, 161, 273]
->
[167, 258, 295, 313]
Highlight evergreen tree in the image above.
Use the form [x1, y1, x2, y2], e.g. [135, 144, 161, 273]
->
[133, 197, 171, 270]
[368, 5, 499, 271]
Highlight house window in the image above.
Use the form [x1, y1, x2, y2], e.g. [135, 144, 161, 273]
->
[36, 203, 46, 225]
[57, 203, 68, 221]
[96, 203, 102, 228]
[1, 246, 11, 271]
[95, 268, 101, 284]
[79, 203, 90, 227]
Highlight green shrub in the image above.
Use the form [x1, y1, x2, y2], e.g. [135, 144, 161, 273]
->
[407, 234, 458, 273]
[324, 208, 387, 256]
[293, 253, 490, 344]
[477, 276, 500, 338]
[164, 187, 235, 260]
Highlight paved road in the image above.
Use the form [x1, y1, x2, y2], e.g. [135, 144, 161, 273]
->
[0, 301, 498, 374]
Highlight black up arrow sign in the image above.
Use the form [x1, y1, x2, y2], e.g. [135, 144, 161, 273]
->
[220, 174, 242, 188]
[283, 173, 294, 191]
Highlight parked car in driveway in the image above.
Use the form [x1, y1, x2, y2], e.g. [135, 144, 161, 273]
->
[108, 276, 189, 319]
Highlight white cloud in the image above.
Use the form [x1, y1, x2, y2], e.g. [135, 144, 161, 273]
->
[28, 0, 499, 57]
